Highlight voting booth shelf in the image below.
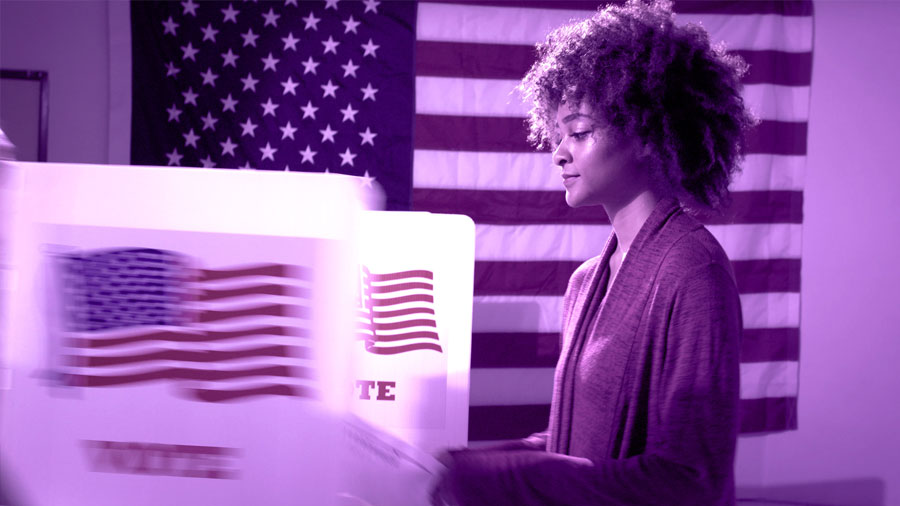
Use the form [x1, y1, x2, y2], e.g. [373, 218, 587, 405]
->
[0, 162, 473, 506]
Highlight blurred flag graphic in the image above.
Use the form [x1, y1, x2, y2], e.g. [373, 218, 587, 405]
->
[59, 248, 316, 402]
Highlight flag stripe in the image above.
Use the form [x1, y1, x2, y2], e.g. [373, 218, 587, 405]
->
[365, 331, 440, 342]
[421, 1, 813, 17]
[740, 361, 800, 399]
[473, 258, 800, 296]
[374, 307, 436, 319]
[473, 224, 802, 262]
[473, 261, 579, 297]
[66, 364, 306, 387]
[373, 294, 435, 306]
[191, 384, 315, 403]
[371, 282, 435, 294]
[732, 258, 801, 293]
[414, 115, 808, 155]
[413, 151, 807, 192]
[741, 84, 811, 123]
[472, 293, 800, 333]
[741, 292, 802, 329]
[374, 319, 437, 331]
[470, 368, 554, 406]
[472, 332, 562, 368]
[471, 326, 798, 368]
[468, 404, 550, 442]
[740, 396, 798, 433]
[417, 77, 810, 122]
[198, 264, 302, 281]
[70, 344, 308, 368]
[195, 303, 303, 323]
[371, 270, 434, 281]
[417, 3, 813, 50]
[741, 327, 800, 362]
[468, 397, 797, 441]
[413, 189, 802, 225]
[67, 325, 298, 349]
[469, 362, 797, 406]
[367, 342, 444, 355]
[670, 1, 813, 16]
[736, 49, 814, 87]
[198, 284, 300, 301]
[416, 41, 812, 86]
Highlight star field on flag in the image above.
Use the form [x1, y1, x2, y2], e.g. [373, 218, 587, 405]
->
[131, 0, 415, 210]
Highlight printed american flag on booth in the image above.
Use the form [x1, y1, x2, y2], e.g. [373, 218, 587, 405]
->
[125, 0, 811, 441]
[58, 248, 316, 403]
[357, 266, 442, 355]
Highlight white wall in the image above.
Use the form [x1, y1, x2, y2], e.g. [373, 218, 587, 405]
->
[735, 2, 900, 505]
[0, 0, 110, 164]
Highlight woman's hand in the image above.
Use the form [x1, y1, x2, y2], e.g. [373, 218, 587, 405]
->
[429, 449, 463, 506]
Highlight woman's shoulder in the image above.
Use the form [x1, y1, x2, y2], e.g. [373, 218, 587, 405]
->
[656, 215, 735, 286]
[568, 254, 606, 293]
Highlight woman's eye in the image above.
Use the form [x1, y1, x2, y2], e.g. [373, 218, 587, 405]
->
[572, 130, 592, 140]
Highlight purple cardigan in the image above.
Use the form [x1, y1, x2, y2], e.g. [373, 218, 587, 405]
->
[443, 199, 742, 505]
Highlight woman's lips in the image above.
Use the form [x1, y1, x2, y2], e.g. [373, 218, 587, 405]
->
[562, 174, 579, 186]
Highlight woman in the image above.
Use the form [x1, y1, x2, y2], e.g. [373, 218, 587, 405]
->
[431, 1, 756, 505]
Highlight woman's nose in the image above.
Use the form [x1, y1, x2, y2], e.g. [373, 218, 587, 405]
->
[553, 141, 571, 168]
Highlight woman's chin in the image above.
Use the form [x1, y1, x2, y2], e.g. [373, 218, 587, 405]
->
[565, 192, 591, 209]
[565, 192, 606, 209]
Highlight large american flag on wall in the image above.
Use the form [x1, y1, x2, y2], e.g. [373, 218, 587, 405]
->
[126, 0, 811, 442]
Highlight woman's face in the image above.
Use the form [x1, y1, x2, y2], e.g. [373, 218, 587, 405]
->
[552, 101, 647, 209]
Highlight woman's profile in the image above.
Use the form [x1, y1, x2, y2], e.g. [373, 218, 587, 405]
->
[431, 1, 756, 504]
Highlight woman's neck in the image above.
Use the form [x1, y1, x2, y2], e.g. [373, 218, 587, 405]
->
[605, 190, 664, 255]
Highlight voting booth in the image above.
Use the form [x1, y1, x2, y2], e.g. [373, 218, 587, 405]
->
[0, 162, 473, 506]
[337, 212, 474, 505]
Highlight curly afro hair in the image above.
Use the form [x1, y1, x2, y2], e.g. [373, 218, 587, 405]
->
[518, 0, 758, 213]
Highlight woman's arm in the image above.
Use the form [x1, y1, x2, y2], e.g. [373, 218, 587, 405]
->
[434, 263, 742, 506]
